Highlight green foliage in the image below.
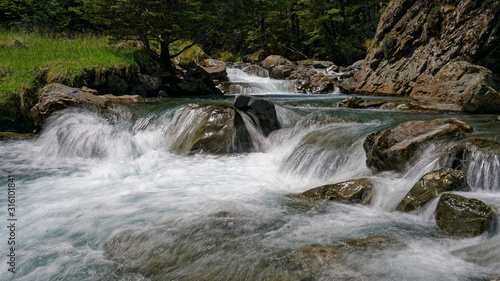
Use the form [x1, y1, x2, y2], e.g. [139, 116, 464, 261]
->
[81, 0, 218, 70]
[0, 30, 138, 122]
[0, 0, 89, 31]
[427, 5, 441, 33]
[381, 33, 396, 59]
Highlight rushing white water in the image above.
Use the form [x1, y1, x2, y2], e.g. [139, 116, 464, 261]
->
[1, 75, 500, 280]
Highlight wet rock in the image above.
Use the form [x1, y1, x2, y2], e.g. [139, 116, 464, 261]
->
[242, 65, 269, 78]
[338, 96, 385, 109]
[354, 0, 499, 97]
[30, 83, 108, 126]
[289, 66, 318, 80]
[435, 193, 497, 237]
[298, 178, 374, 205]
[0, 132, 37, 140]
[102, 94, 142, 103]
[293, 73, 338, 95]
[191, 105, 247, 154]
[396, 168, 470, 212]
[199, 59, 228, 81]
[410, 61, 500, 113]
[234, 94, 280, 136]
[170, 104, 251, 155]
[260, 55, 293, 69]
[364, 118, 473, 172]
[269, 64, 297, 79]
[313, 60, 335, 69]
[30, 83, 144, 126]
[379, 103, 396, 110]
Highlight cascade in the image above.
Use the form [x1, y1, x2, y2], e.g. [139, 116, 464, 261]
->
[1, 69, 500, 281]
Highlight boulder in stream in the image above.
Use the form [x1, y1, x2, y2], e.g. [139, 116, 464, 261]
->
[363, 118, 473, 172]
[298, 178, 374, 205]
[269, 64, 297, 79]
[242, 65, 269, 78]
[396, 167, 470, 212]
[293, 73, 338, 95]
[234, 95, 280, 136]
[199, 59, 228, 82]
[435, 193, 497, 237]
[260, 55, 293, 69]
[169, 104, 251, 155]
[30, 83, 142, 126]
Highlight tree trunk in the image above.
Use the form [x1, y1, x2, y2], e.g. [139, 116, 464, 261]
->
[160, 37, 174, 72]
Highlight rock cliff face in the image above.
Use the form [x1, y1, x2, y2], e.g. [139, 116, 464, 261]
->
[354, 0, 500, 97]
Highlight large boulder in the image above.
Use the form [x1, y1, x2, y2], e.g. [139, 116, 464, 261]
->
[30, 84, 141, 126]
[260, 55, 293, 69]
[363, 118, 473, 172]
[435, 193, 497, 237]
[199, 59, 228, 82]
[313, 60, 335, 69]
[354, 0, 500, 97]
[169, 104, 251, 155]
[191, 105, 248, 154]
[234, 95, 280, 136]
[268, 64, 297, 79]
[396, 168, 470, 212]
[298, 178, 374, 205]
[410, 61, 500, 113]
[293, 73, 338, 95]
[242, 65, 269, 78]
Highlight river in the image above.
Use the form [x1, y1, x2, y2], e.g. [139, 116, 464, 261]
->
[1, 67, 499, 280]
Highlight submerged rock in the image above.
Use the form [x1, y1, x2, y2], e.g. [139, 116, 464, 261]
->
[396, 168, 470, 212]
[298, 178, 374, 205]
[435, 193, 497, 237]
[363, 118, 473, 172]
[410, 61, 500, 113]
[234, 95, 280, 136]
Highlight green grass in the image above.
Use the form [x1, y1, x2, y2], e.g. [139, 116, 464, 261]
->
[0, 30, 139, 128]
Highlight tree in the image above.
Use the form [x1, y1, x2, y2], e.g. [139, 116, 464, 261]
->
[0, 0, 88, 31]
[81, 0, 217, 70]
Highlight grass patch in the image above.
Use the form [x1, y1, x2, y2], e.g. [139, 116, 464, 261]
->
[0, 30, 139, 130]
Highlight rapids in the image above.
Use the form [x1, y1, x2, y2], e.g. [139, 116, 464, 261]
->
[1, 67, 500, 280]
